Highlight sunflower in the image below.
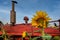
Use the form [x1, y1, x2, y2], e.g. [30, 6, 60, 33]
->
[31, 11, 51, 28]
[22, 31, 27, 38]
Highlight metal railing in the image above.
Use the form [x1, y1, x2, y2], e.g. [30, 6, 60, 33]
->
[49, 19, 60, 31]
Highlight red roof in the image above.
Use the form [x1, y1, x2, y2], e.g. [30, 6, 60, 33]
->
[0, 23, 60, 36]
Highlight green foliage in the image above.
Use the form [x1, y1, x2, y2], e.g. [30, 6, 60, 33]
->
[0, 21, 4, 25]
[29, 37, 33, 40]
[53, 36, 60, 40]
[32, 37, 41, 40]
[0, 27, 9, 40]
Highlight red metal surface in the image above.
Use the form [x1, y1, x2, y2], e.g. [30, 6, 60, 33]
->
[0, 31, 2, 35]
[0, 23, 60, 36]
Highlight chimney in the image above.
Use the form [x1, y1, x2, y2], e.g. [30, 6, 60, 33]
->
[10, 0, 17, 26]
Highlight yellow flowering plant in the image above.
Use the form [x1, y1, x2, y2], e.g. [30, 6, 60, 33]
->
[31, 11, 51, 40]
[22, 31, 27, 38]
[22, 31, 29, 38]
[22, 31, 32, 40]
[31, 11, 51, 28]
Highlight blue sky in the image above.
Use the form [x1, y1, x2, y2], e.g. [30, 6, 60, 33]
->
[0, 0, 60, 24]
